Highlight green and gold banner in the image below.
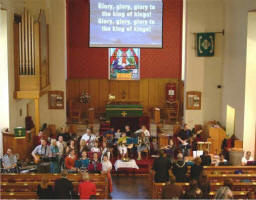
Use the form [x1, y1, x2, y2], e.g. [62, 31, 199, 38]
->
[197, 32, 215, 57]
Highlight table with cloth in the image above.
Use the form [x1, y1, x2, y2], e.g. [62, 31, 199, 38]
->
[114, 159, 139, 171]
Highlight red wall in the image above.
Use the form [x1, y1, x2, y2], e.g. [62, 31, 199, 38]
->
[67, 0, 183, 79]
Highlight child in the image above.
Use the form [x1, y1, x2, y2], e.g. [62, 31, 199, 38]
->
[91, 141, 100, 153]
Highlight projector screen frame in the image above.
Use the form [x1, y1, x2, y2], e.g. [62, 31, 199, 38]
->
[89, 0, 163, 48]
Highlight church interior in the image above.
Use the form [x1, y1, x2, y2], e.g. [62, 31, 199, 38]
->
[1, 0, 256, 199]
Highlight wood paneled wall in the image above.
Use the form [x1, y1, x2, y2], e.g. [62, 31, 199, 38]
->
[67, 79, 183, 118]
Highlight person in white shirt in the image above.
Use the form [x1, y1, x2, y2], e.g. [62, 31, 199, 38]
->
[135, 125, 150, 137]
[241, 151, 254, 166]
[101, 142, 110, 161]
[56, 136, 67, 170]
[81, 128, 97, 150]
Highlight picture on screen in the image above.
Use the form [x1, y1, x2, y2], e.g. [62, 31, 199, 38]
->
[109, 48, 140, 80]
[90, 0, 163, 48]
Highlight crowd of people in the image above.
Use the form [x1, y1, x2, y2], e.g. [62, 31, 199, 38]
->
[1, 123, 256, 199]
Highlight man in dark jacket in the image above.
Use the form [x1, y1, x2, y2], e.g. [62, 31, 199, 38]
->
[54, 170, 74, 199]
[172, 153, 188, 182]
[152, 150, 171, 183]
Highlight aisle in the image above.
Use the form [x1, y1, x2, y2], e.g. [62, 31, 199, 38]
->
[111, 176, 151, 199]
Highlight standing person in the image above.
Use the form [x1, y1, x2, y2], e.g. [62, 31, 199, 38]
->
[241, 151, 254, 166]
[172, 153, 188, 182]
[79, 139, 88, 155]
[78, 172, 96, 200]
[190, 157, 203, 181]
[31, 138, 51, 173]
[102, 154, 113, 193]
[54, 169, 74, 199]
[50, 139, 60, 173]
[81, 128, 97, 150]
[152, 150, 171, 183]
[177, 124, 192, 156]
[162, 175, 183, 199]
[66, 139, 76, 155]
[37, 176, 53, 199]
[2, 148, 18, 173]
[56, 135, 67, 171]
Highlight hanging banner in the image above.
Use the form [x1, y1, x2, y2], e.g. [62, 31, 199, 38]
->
[197, 32, 215, 57]
[109, 48, 140, 80]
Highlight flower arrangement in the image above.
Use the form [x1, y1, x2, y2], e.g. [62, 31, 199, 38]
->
[80, 91, 90, 104]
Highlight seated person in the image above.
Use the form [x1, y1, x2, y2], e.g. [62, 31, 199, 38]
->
[221, 138, 230, 161]
[183, 179, 203, 199]
[101, 141, 111, 161]
[117, 132, 128, 158]
[91, 141, 100, 153]
[135, 125, 150, 137]
[172, 153, 188, 182]
[81, 128, 97, 150]
[88, 152, 102, 173]
[114, 129, 121, 143]
[190, 157, 203, 181]
[2, 148, 18, 173]
[65, 149, 77, 172]
[217, 153, 228, 166]
[103, 127, 115, 137]
[137, 132, 150, 160]
[75, 150, 89, 171]
[200, 150, 212, 166]
[162, 175, 183, 199]
[124, 125, 132, 137]
[241, 151, 254, 166]
[162, 137, 175, 162]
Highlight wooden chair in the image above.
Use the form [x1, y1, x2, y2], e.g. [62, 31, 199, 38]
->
[68, 99, 82, 122]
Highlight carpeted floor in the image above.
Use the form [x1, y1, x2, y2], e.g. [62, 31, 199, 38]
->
[111, 176, 151, 199]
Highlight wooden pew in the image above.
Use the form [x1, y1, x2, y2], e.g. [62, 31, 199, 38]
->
[1, 182, 106, 199]
[1, 173, 106, 182]
[209, 191, 248, 199]
[152, 182, 253, 199]
[207, 174, 256, 182]
[0, 192, 38, 199]
[186, 165, 256, 175]
[0, 191, 102, 199]
[0, 173, 108, 199]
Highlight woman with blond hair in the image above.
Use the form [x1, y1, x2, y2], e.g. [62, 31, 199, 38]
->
[50, 138, 60, 173]
[78, 172, 96, 199]
[37, 176, 53, 199]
